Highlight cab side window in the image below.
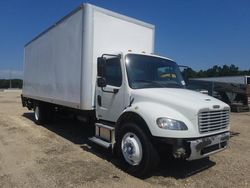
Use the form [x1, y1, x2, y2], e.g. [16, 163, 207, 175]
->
[105, 58, 122, 87]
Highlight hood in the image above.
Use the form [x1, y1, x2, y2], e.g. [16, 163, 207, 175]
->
[131, 88, 229, 120]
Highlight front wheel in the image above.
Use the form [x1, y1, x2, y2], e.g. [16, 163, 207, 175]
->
[117, 123, 159, 177]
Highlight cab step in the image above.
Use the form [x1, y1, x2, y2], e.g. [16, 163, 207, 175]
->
[89, 136, 112, 148]
[88, 122, 115, 149]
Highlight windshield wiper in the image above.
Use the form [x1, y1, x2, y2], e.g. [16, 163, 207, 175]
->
[164, 82, 183, 88]
[133, 80, 166, 88]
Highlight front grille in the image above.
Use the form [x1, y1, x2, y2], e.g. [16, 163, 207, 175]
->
[198, 109, 230, 134]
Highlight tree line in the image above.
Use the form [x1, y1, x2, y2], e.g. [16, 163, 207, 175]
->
[0, 64, 249, 88]
[182, 64, 250, 78]
[0, 79, 23, 89]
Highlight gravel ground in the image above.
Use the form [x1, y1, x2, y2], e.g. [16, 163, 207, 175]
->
[0, 90, 249, 188]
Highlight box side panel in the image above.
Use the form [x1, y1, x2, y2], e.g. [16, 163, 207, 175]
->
[91, 9, 154, 106]
[23, 10, 83, 109]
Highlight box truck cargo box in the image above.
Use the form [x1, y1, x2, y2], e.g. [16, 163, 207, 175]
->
[23, 4, 154, 110]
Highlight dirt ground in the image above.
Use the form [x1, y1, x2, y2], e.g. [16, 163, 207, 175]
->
[0, 90, 249, 188]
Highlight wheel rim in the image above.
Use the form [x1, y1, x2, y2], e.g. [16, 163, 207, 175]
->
[121, 132, 143, 166]
[34, 106, 39, 121]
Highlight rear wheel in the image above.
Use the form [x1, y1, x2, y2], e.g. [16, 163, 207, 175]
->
[117, 123, 159, 178]
[34, 103, 52, 125]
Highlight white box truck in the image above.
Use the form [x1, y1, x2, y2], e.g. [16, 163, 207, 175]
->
[22, 4, 230, 177]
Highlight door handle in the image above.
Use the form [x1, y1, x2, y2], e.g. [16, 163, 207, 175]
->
[101, 87, 119, 94]
[97, 95, 102, 106]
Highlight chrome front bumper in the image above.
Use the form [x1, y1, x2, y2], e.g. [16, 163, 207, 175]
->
[186, 132, 230, 161]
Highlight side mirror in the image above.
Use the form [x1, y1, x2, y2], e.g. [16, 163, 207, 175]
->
[183, 71, 189, 85]
[97, 77, 107, 87]
[97, 57, 106, 77]
[179, 65, 190, 86]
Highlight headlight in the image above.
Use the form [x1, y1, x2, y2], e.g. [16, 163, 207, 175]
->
[156, 117, 188, 130]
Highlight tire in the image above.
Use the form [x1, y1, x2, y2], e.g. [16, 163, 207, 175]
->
[117, 123, 159, 178]
[34, 103, 52, 125]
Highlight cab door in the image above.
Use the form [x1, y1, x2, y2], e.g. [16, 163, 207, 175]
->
[96, 55, 125, 122]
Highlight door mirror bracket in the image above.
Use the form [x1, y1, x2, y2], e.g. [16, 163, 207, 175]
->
[97, 78, 119, 94]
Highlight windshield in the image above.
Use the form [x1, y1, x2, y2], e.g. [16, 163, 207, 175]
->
[125, 54, 185, 89]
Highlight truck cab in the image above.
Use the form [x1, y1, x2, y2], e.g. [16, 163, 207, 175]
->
[92, 52, 230, 176]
